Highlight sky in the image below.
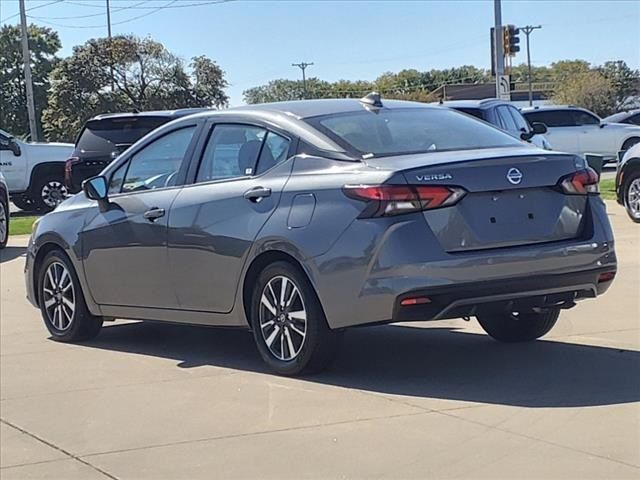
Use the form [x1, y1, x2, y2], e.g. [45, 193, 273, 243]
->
[1, 0, 639, 105]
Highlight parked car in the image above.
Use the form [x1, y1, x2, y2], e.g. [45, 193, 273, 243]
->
[0, 171, 8, 249]
[439, 99, 551, 149]
[0, 129, 74, 212]
[26, 96, 616, 376]
[65, 109, 209, 193]
[522, 105, 640, 163]
[604, 109, 640, 126]
[616, 142, 640, 222]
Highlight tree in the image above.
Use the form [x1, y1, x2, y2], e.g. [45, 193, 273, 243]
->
[553, 70, 616, 116]
[598, 60, 640, 110]
[42, 35, 228, 141]
[0, 24, 61, 139]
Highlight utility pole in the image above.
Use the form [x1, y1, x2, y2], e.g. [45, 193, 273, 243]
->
[19, 0, 38, 142]
[291, 62, 314, 99]
[520, 25, 542, 106]
[493, 0, 504, 98]
[106, 0, 115, 91]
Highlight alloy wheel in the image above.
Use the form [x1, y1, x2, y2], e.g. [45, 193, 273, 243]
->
[0, 202, 7, 244]
[259, 275, 307, 361]
[42, 261, 75, 331]
[627, 178, 640, 220]
[41, 181, 68, 208]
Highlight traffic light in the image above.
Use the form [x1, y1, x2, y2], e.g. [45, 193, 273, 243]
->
[503, 25, 520, 56]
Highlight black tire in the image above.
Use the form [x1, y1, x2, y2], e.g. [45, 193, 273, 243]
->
[249, 261, 342, 376]
[38, 249, 103, 342]
[621, 137, 640, 153]
[11, 195, 36, 212]
[31, 173, 68, 212]
[0, 195, 8, 249]
[622, 170, 640, 223]
[477, 309, 560, 342]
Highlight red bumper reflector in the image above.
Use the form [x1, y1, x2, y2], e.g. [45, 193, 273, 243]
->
[400, 297, 431, 306]
[597, 271, 616, 283]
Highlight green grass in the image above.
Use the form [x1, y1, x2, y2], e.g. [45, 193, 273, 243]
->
[9, 215, 38, 236]
[599, 178, 616, 201]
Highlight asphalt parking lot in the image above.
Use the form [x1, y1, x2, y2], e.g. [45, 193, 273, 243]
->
[1, 200, 638, 480]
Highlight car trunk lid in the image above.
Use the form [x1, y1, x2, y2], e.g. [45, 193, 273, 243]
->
[365, 149, 589, 252]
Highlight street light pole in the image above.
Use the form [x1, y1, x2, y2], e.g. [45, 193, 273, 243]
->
[291, 62, 314, 99]
[520, 25, 542, 106]
[493, 0, 504, 98]
[19, 0, 39, 141]
[106, 0, 115, 91]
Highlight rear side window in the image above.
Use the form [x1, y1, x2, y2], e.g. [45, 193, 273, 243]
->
[307, 108, 521, 157]
[255, 132, 290, 175]
[523, 110, 576, 127]
[196, 125, 266, 183]
[120, 126, 196, 193]
[76, 117, 170, 155]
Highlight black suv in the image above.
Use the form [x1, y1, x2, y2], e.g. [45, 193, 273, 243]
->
[65, 109, 207, 192]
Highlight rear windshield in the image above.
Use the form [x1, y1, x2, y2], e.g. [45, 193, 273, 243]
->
[305, 108, 521, 158]
[76, 117, 170, 153]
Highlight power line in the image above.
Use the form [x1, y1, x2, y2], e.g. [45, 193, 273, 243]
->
[29, 0, 148, 20]
[62, 0, 233, 10]
[29, 0, 180, 29]
[0, 0, 63, 23]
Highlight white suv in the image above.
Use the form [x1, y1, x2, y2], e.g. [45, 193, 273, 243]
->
[522, 106, 640, 163]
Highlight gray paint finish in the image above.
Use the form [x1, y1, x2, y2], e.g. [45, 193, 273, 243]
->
[25, 99, 616, 333]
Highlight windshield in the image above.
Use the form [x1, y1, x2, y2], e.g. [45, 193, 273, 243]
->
[76, 117, 169, 153]
[306, 107, 521, 157]
[450, 107, 486, 120]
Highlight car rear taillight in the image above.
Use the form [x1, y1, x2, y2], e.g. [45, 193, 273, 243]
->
[343, 184, 466, 217]
[560, 168, 599, 195]
[64, 157, 80, 184]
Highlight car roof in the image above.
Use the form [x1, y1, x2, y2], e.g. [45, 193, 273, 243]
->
[89, 108, 212, 121]
[227, 98, 433, 120]
[604, 109, 640, 121]
[436, 99, 508, 109]
[521, 105, 587, 112]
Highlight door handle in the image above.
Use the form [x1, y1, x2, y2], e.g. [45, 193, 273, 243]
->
[243, 186, 271, 203]
[143, 207, 165, 221]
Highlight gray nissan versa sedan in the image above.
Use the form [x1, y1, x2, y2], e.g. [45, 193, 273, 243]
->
[25, 95, 617, 375]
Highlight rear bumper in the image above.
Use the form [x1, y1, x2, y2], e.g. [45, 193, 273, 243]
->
[393, 267, 615, 322]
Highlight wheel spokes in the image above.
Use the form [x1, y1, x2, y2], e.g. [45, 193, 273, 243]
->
[43, 262, 74, 332]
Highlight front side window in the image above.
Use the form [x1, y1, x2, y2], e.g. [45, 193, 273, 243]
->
[306, 107, 521, 158]
[196, 125, 266, 183]
[120, 126, 196, 193]
[507, 107, 530, 133]
[496, 106, 518, 134]
[572, 110, 600, 126]
[627, 113, 640, 126]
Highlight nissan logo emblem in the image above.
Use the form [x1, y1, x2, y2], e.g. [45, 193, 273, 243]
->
[506, 167, 523, 185]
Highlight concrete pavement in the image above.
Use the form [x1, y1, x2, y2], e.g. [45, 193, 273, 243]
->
[1, 201, 638, 479]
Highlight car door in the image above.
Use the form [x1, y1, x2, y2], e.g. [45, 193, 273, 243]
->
[167, 122, 295, 313]
[81, 124, 200, 308]
[571, 109, 610, 156]
[0, 131, 27, 192]
[525, 110, 579, 154]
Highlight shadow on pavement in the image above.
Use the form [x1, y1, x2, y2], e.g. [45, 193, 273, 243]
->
[0, 246, 27, 263]
[82, 321, 640, 408]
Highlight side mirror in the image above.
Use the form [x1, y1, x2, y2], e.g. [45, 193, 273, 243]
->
[6, 138, 22, 156]
[83, 176, 108, 202]
[530, 122, 548, 135]
[599, 122, 606, 129]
